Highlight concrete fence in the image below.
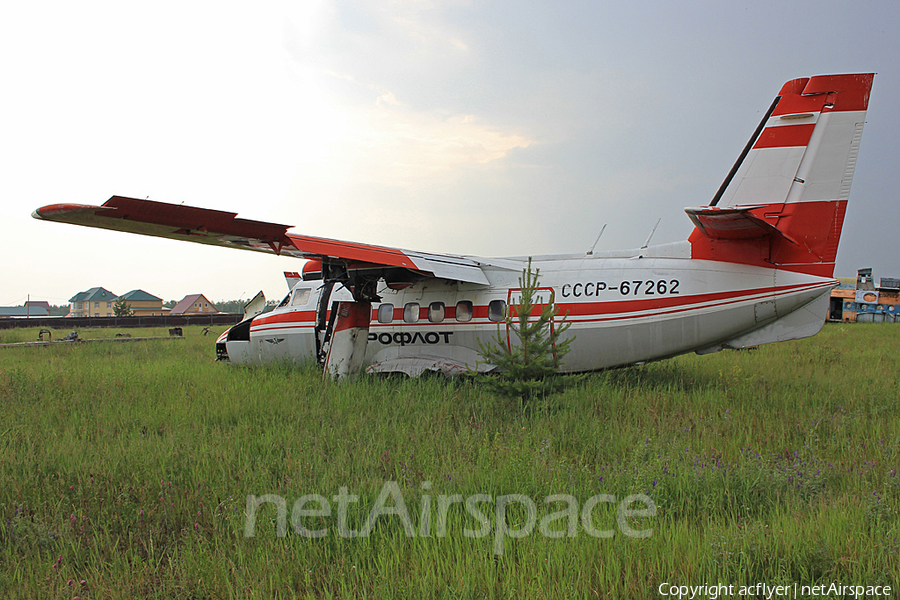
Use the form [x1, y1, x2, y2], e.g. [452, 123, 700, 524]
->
[0, 314, 243, 330]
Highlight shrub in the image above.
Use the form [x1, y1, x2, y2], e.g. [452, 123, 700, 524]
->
[476, 258, 577, 404]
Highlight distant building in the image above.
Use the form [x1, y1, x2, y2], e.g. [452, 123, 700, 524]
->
[829, 268, 900, 323]
[68, 287, 117, 317]
[24, 300, 51, 311]
[0, 306, 50, 318]
[116, 289, 168, 317]
[170, 294, 219, 315]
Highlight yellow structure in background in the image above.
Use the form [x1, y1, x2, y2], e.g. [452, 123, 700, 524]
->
[829, 269, 900, 323]
[68, 287, 168, 317]
[116, 290, 168, 317]
[68, 287, 118, 317]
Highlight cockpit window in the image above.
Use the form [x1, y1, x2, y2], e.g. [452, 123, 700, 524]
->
[277, 293, 291, 308]
[291, 288, 311, 306]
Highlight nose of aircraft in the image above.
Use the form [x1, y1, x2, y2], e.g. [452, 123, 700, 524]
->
[215, 329, 230, 361]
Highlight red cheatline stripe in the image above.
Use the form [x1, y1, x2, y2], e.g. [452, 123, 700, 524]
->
[252, 310, 317, 326]
[753, 124, 816, 149]
[248, 282, 832, 334]
[556, 282, 823, 317]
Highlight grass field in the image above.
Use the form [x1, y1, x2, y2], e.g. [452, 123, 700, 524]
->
[1, 324, 898, 598]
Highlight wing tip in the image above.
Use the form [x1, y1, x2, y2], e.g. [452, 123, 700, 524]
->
[32, 203, 105, 221]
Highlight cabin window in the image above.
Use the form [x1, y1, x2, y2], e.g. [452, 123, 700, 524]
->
[488, 300, 507, 322]
[456, 301, 473, 322]
[404, 302, 420, 323]
[428, 302, 445, 323]
[378, 304, 394, 323]
[291, 288, 311, 306]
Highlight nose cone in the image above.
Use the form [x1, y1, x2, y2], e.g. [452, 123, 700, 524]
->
[215, 329, 230, 361]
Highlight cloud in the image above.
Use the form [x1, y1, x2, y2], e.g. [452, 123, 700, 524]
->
[349, 103, 533, 187]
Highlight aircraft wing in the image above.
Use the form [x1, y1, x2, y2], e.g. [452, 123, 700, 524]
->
[33, 196, 490, 285]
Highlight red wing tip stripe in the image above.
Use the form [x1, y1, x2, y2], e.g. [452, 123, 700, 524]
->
[34, 203, 107, 218]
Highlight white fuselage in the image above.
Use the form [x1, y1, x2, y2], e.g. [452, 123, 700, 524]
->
[218, 242, 835, 375]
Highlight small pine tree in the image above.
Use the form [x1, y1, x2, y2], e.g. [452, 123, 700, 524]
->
[113, 298, 133, 317]
[477, 258, 576, 404]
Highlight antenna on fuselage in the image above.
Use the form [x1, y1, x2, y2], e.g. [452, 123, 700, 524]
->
[586, 224, 607, 255]
[641, 218, 661, 249]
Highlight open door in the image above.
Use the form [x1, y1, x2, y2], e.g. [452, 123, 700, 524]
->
[243, 291, 267, 320]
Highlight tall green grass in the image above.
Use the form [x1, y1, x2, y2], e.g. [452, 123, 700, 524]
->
[1, 324, 897, 598]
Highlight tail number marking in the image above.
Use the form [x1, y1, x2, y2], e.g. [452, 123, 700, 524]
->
[561, 280, 680, 298]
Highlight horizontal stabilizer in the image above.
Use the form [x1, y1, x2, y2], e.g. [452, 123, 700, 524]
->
[684, 206, 797, 244]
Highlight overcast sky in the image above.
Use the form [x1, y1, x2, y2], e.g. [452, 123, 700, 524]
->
[2, 0, 898, 306]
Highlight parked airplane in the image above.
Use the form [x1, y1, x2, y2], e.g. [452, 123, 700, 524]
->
[33, 73, 874, 378]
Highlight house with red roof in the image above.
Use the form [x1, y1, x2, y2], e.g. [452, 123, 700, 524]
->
[169, 294, 219, 315]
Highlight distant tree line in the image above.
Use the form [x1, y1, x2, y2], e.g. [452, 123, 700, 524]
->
[47, 304, 70, 317]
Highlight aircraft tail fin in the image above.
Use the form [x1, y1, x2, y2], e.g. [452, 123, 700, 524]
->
[688, 73, 874, 277]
